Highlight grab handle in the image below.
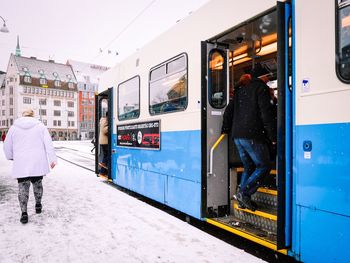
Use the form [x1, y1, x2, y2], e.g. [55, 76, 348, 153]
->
[208, 134, 226, 176]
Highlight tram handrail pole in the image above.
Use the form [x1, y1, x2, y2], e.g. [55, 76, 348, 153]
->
[208, 134, 226, 176]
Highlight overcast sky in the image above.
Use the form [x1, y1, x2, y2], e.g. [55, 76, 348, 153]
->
[0, 0, 209, 71]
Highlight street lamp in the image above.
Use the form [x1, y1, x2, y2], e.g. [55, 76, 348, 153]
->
[0, 16, 9, 33]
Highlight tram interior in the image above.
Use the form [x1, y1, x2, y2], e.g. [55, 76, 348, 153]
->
[209, 10, 280, 243]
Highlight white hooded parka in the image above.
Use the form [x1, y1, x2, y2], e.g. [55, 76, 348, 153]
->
[3, 117, 57, 179]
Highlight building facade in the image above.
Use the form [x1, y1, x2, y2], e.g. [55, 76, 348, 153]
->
[66, 60, 108, 139]
[0, 54, 78, 140]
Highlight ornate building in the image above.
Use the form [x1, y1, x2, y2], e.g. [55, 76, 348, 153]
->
[0, 40, 78, 140]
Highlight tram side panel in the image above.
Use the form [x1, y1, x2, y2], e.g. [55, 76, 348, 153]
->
[294, 0, 350, 261]
[112, 129, 202, 219]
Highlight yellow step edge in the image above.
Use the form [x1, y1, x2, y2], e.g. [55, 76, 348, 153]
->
[206, 218, 288, 255]
[257, 188, 277, 196]
[98, 174, 112, 182]
[233, 203, 277, 221]
[236, 167, 276, 175]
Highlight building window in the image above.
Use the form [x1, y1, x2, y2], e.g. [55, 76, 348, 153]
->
[118, 76, 140, 120]
[2, 110, 5, 115]
[68, 82, 74, 89]
[24, 75, 31, 83]
[54, 80, 61, 87]
[39, 98, 47, 105]
[54, 110, 61, 116]
[39, 109, 47, 116]
[67, 101, 74, 107]
[337, 0, 350, 82]
[149, 54, 188, 115]
[54, 100, 61, 106]
[53, 120, 57, 126]
[68, 111, 74, 117]
[42, 119, 47, 125]
[10, 86, 13, 95]
[2, 100, 5, 106]
[57, 120, 61, 126]
[10, 108, 13, 116]
[23, 97, 32, 104]
[9, 98, 13, 106]
[10, 119, 13, 125]
[39, 78, 47, 85]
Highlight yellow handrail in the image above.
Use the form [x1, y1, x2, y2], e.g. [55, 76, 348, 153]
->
[209, 134, 226, 176]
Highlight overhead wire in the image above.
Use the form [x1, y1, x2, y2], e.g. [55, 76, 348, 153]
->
[89, 0, 158, 63]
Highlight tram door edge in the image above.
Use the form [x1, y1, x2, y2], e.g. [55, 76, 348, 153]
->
[94, 90, 110, 177]
[277, 1, 292, 250]
[202, 41, 230, 217]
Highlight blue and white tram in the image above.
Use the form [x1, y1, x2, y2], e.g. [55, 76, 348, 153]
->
[95, 1, 350, 261]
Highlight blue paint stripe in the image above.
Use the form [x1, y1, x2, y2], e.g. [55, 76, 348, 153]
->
[111, 130, 202, 218]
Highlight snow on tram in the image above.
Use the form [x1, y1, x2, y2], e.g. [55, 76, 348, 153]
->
[95, 1, 350, 261]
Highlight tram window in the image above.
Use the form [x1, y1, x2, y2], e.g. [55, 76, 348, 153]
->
[150, 65, 166, 81]
[208, 50, 227, 109]
[118, 76, 140, 121]
[336, 0, 350, 83]
[167, 56, 186, 74]
[149, 54, 188, 115]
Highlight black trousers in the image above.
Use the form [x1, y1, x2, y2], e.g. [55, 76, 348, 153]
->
[17, 176, 43, 213]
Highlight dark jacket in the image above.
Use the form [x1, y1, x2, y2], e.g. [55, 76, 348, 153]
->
[222, 78, 276, 142]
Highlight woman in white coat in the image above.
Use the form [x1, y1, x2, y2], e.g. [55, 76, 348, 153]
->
[3, 109, 57, 224]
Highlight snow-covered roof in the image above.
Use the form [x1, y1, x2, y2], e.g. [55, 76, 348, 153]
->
[66, 59, 109, 84]
[12, 55, 77, 83]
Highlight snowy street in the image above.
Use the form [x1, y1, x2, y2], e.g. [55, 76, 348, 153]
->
[0, 141, 265, 263]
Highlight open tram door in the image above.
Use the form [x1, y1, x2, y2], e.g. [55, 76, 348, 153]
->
[201, 1, 292, 253]
[94, 88, 113, 180]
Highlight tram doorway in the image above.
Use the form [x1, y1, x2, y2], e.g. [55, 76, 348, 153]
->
[202, 2, 292, 251]
[95, 88, 113, 180]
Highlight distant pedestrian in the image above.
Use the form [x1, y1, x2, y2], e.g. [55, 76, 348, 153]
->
[3, 109, 57, 224]
[1, 132, 6, 141]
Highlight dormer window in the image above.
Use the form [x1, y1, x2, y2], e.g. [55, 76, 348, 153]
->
[54, 80, 61, 87]
[24, 74, 31, 83]
[23, 67, 31, 83]
[40, 78, 47, 85]
[53, 72, 60, 87]
[68, 81, 74, 89]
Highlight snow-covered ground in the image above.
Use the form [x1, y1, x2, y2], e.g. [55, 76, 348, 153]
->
[0, 141, 265, 263]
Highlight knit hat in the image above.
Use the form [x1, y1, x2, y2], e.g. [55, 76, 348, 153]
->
[22, 109, 34, 117]
[251, 63, 270, 78]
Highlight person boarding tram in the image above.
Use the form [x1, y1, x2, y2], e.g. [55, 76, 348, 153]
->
[222, 65, 276, 211]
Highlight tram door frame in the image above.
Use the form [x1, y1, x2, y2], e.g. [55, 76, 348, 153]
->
[201, 42, 230, 218]
[94, 88, 113, 178]
[276, 1, 293, 250]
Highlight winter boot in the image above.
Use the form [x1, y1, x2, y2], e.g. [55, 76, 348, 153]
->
[20, 212, 28, 224]
[233, 193, 246, 209]
[236, 192, 257, 211]
[35, 203, 42, 214]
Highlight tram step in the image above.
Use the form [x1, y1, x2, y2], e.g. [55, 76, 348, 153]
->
[252, 188, 278, 209]
[236, 167, 276, 175]
[233, 202, 277, 234]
